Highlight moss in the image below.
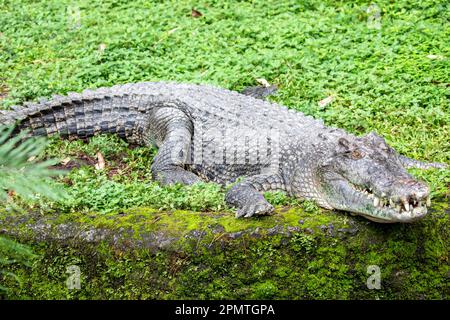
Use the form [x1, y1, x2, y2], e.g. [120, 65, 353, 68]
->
[0, 200, 448, 299]
[251, 281, 279, 299]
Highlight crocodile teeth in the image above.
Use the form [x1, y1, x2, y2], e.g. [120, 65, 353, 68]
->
[400, 197, 410, 212]
[395, 205, 401, 213]
[373, 197, 380, 207]
[389, 199, 395, 207]
[426, 196, 431, 207]
[404, 202, 410, 212]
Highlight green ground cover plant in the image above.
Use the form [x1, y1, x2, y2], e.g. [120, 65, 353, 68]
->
[0, 0, 448, 299]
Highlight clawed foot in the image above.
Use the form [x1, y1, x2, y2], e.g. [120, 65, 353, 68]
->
[235, 200, 274, 218]
[225, 181, 276, 218]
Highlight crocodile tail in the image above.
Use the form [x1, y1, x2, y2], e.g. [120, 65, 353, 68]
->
[0, 84, 145, 142]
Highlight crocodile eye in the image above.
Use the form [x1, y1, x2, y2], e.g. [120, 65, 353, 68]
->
[351, 150, 364, 160]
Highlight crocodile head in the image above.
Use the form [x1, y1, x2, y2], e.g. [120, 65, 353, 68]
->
[316, 132, 430, 223]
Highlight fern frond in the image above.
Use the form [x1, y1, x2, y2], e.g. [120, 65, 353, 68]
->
[0, 125, 65, 201]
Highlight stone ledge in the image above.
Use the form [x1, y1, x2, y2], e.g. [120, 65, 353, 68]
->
[0, 203, 448, 299]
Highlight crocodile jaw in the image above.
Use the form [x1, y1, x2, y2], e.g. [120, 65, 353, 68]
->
[319, 178, 429, 223]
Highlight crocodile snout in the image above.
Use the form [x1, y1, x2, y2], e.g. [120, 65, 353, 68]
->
[392, 178, 429, 202]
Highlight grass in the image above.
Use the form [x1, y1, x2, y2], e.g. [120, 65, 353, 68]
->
[0, 0, 449, 215]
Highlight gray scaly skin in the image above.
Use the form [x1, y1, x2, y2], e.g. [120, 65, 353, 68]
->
[0, 82, 447, 223]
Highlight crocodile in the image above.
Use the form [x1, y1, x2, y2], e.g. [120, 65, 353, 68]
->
[0, 82, 447, 223]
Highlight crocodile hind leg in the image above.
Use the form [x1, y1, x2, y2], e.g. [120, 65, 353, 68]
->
[225, 174, 285, 218]
[241, 85, 278, 100]
[150, 108, 201, 186]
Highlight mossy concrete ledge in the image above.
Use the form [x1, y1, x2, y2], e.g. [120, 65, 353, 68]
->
[0, 203, 448, 299]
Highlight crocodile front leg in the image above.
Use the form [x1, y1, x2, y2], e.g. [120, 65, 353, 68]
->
[399, 155, 448, 169]
[225, 174, 285, 218]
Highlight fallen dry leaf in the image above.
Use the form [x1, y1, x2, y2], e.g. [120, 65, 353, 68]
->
[318, 95, 335, 108]
[168, 27, 179, 35]
[61, 157, 71, 165]
[98, 43, 107, 52]
[95, 152, 105, 170]
[191, 8, 203, 18]
[427, 54, 445, 60]
[0, 85, 9, 101]
[256, 78, 271, 87]
[7, 190, 15, 201]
